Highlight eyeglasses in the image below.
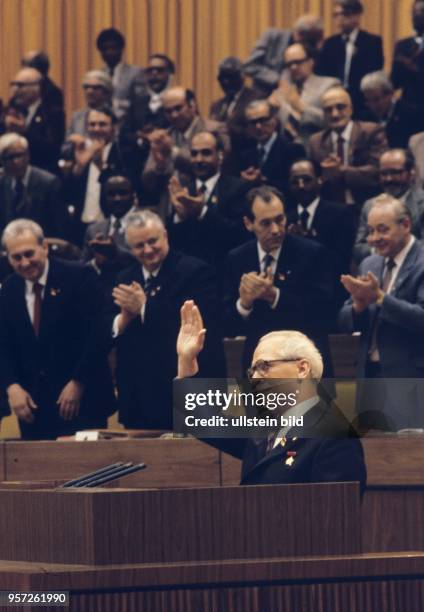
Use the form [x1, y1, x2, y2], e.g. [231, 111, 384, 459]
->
[247, 359, 298, 380]
[323, 103, 349, 113]
[284, 57, 309, 69]
[289, 175, 315, 185]
[83, 84, 106, 91]
[246, 115, 272, 126]
[10, 80, 40, 88]
[164, 104, 186, 115]
[146, 66, 167, 74]
[379, 168, 408, 177]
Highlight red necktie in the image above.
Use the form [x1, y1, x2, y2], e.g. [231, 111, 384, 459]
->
[337, 134, 345, 164]
[33, 282, 43, 336]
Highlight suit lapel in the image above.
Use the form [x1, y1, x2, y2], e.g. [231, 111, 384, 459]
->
[391, 241, 419, 294]
[319, 130, 333, 159]
[14, 276, 36, 341]
[38, 259, 62, 340]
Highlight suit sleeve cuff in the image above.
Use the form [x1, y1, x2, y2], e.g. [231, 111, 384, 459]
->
[236, 298, 252, 318]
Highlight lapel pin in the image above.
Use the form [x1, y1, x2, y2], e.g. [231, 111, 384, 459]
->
[284, 450, 297, 466]
[278, 273, 286, 282]
[280, 436, 287, 447]
[211, 195, 218, 205]
[50, 287, 61, 296]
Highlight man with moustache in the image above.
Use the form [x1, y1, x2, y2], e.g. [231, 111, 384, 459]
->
[354, 149, 424, 263]
[166, 130, 249, 271]
[176, 301, 366, 489]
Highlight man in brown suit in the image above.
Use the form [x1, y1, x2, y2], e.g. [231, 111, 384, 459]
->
[309, 86, 387, 208]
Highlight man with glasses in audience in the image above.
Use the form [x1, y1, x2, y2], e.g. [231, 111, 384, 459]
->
[0, 133, 65, 238]
[10, 67, 65, 173]
[354, 149, 424, 263]
[271, 43, 340, 145]
[68, 71, 113, 137]
[237, 100, 304, 195]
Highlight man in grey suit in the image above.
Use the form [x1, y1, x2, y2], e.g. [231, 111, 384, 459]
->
[0, 133, 65, 238]
[244, 15, 324, 92]
[354, 149, 424, 263]
[68, 71, 113, 137]
[271, 43, 340, 145]
[409, 131, 424, 188]
[96, 28, 144, 120]
[340, 195, 424, 429]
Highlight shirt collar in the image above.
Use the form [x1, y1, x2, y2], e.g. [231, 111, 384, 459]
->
[196, 172, 220, 194]
[12, 166, 31, 188]
[142, 264, 161, 279]
[344, 28, 359, 43]
[109, 206, 137, 232]
[25, 100, 41, 126]
[389, 235, 415, 270]
[332, 120, 353, 142]
[257, 242, 282, 267]
[297, 196, 320, 217]
[259, 131, 277, 155]
[25, 259, 49, 295]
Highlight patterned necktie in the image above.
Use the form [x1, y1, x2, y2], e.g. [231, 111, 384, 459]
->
[144, 274, 157, 295]
[257, 145, 266, 167]
[382, 258, 396, 292]
[33, 282, 43, 336]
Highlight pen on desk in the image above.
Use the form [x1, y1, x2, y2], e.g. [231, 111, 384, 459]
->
[61, 462, 125, 487]
[87, 463, 146, 487]
[73, 463, 134, 487]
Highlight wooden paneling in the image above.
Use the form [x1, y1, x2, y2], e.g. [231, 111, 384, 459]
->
[0, 483, 360, 565]
[363, 437, 424, 486]
[3, 438, 220, 488]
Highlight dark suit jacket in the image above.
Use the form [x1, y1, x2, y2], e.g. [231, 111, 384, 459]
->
[224, 235, 335, 374]
[0, 259, 116, 429]
[0, 166, 66, 238]
[238, 133, 305, 196]
[166, 174, 251, 272]
[362, 99, 424, 148]
[286, 198, 355, 274]
[309, 121, 387, 205]
[391, 37, 424, 110]
[206, 399, 366, 492]
[112, 250, 226, 429]
[68, 143, 127, 246]
[339, 239, 424, 378]
[316, 30, 384, 117]
[25, 101, 65, 174]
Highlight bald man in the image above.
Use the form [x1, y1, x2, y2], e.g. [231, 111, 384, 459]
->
[10, 67, 65, 173]
[309, 86, 387, 207]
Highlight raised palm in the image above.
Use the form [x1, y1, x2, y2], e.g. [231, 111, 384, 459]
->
[177, 300, 206, 362]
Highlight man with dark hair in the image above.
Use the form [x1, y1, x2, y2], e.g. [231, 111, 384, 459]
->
[287, 158, 355, 307]
[68, 106, 126, 245]
[119, 54, 175, 167]
[237, 100, 305, 196]
[391, 0, 424, 113]
[96, 27, 144, 119]
[0, 99, 28, 136]
[166, 130, 250, 272]
[316, 0, 383, 118]
[21, 50, 64, 113]
[0, 219, 115, 439]
[354, 149, 424, 262]
[141, 86, 224, 208]
[223, 185, 334, 374]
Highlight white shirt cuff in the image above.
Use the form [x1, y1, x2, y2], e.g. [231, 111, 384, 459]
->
[236, 298, 253, 318]
[270, 287, 280, 309]
[112, 307, 146, 338]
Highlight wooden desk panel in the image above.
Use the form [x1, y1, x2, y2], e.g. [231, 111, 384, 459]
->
[362, 436, 424, 486]
[1, 553, 424, 612]
[4, 439, 220, 488]
[0, 483, 360, 565]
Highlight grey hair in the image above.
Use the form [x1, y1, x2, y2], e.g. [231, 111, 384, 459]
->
[0, 133, 29, 159]
[360, 71, 394, 95]
[82, 70, 113, 94]
[245, 99, 278, 117]
[368, 193, 412, 224]
[125, 210, 165, 236]
[257, 330, 324, 380]
[1, 219, 44, 250]
[293, 14, 324, 33]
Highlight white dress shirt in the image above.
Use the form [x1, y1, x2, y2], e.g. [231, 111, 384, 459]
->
[343, 28, 359, 87]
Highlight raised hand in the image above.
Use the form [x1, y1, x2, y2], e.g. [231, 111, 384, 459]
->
[176, 300, 206, 378]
